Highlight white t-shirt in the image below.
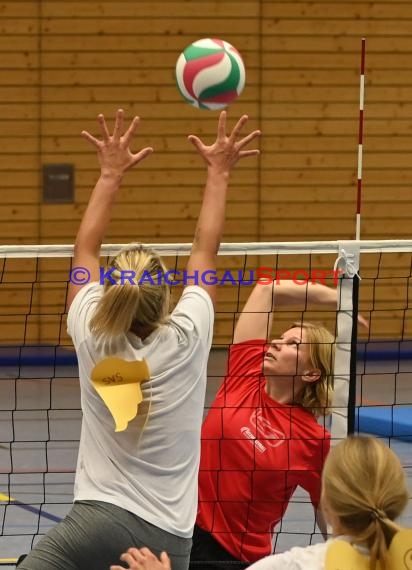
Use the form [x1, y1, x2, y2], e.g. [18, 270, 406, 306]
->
[67, 283, 214, 538]
[247, 537, 368, 570]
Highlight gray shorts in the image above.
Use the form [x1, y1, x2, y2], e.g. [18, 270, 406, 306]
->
[18, 500, 192, 570]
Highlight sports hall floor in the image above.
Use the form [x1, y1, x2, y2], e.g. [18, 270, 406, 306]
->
[0, 350, 411, 568]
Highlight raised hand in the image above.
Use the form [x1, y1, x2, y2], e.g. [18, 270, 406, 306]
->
[110, 547, 171, 570]
[188, 110, 260, 174]
[81, 108, 153, 178]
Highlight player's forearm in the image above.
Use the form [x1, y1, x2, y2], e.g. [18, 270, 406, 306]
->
[74, 172, 122, 256]
[271, 280, 337, 308]
[191, 167, 229, 257]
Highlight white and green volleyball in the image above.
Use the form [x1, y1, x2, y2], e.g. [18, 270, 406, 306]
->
[175, 38, 246, 110]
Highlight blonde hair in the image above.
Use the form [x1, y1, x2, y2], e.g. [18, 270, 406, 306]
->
[291, 321, 335, 417]
[322, 435, 409, 570]
[89, 245, 170, 340]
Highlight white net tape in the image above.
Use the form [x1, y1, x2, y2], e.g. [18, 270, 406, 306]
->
[2, 239, 412, 258]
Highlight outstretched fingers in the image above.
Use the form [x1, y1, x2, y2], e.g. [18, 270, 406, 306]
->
[228, 114, 249, 142]
[130, 146, 154, 166]
[187, 134, 204, 152]
[81, 130, 101, 149]
[123, 116, 141, 147]
[216, 110, 227, 140]
[239, 148, 260, 159]
[97, 113, 111, 142]
[235, 129, 261, 161]
[112, 108, 124, 141]
[237, 129, 261, 149]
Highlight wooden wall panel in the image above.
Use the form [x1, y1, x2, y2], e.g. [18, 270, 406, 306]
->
[1, 1, 412, 344]
[0, 3, 40, 250]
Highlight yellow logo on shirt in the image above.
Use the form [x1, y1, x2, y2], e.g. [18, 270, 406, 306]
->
[91, 357, 150, 432]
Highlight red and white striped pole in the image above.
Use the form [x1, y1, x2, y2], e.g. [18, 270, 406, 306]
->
[356, 38, 366, 241]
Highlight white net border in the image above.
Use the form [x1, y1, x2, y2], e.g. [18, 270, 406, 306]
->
[1, 239, 412, 257]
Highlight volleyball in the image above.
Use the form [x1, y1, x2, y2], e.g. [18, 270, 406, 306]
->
[175, 38, 246, 110]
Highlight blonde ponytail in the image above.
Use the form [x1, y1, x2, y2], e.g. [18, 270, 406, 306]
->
[369, 513, 402, 570]
[322, 436, 409, 570]
[90, 246, 170, 340]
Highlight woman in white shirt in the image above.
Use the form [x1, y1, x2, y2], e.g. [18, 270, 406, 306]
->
[17, 110, 260, 570]
[112, 435, 410, 570]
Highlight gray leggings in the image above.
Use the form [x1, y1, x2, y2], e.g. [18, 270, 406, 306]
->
[18, 501, 192, 570]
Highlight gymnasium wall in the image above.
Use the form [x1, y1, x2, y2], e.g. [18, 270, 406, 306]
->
[1, 0, 411, 345]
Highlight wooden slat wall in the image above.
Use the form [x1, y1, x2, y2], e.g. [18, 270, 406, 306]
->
[1, 0, 412, 344]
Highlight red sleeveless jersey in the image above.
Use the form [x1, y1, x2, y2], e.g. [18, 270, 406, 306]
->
[196, 340, 330, 562]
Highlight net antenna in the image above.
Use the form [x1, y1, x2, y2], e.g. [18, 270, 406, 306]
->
[330, 38, 366, 442]
[356, 37, 366, 241]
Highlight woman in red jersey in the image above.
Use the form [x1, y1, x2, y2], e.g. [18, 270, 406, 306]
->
[113, 436, 410, 570]
[190, 279, 343, 568]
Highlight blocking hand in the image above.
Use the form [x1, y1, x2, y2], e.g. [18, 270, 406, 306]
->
[188, 110, 260, 175]
[82, 108, 153, 178]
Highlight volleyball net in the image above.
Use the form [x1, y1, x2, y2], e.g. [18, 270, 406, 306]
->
[0, 240, 411, 565]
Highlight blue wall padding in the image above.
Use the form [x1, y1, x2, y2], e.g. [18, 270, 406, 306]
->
[0, 346, 77, 366]
[355, 405, 412, 442]
[1, 341, 412, 366]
